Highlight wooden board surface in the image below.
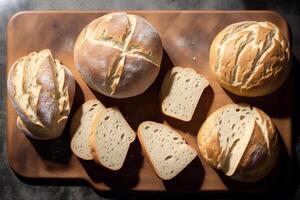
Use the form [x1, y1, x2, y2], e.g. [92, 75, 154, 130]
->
[6, 10, 293, 192]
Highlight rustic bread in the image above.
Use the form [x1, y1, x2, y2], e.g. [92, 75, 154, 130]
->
[209, 21, 290, 97]
[198, 104, 278, 182]
[161, 66, 209, 121]
[138, 121, 197, 180]
[70, 99, 106, 160]
[7, 49, 75, 140]
[74, 12, 163, 98]
[90, 107, 136, 170]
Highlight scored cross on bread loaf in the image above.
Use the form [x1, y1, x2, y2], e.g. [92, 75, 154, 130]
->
[138, 121, 197, 180]
[74, 12, 163, 98]
[70, 99, 106, 160]
[198, 104, 278, 182]
[90, 107, 136, 170]
[161, 66, 209, 121]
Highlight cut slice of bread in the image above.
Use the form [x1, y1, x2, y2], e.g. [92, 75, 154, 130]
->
[161, 66, 209, 121]
[90, 107, 136, 170]
[138, 121, 197, 180]
[70, 99, 105, 160]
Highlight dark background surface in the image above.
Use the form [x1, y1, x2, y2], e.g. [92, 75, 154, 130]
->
[0, 0, 300, 199]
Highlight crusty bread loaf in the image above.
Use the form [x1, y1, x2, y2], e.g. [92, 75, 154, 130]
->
[198, 104, 278, 182]
[70, 99, 106, 160]
[74, 12, 163, 98]
[161, 66, 209, 121]
[209, 21, 290, 97]
[90, 107, 136, 170]
[138, 121, 197, 180]
[7, 49, 75, 140]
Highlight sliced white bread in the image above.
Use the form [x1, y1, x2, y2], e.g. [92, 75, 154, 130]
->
[70, 99, 106, 160]
[161, 66, 209, 121]
[90, 107, 136, 170]
[138, 121, 197, 180]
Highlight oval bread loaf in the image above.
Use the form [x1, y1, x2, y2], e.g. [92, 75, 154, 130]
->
[197, 104, 278, 182]
[209, 21, 290, 97]
[7, 49, 75, 140]
[74, 12, 163, 98]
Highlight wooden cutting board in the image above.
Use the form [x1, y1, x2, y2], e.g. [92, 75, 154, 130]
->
[6, 10, 293, 192]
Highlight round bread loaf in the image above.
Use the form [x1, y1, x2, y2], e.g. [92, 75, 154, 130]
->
[209, 21, 290, 97]
[7, 49, 75, 140]
[197, 104, 278, 182]
[74, 12, 163, 98]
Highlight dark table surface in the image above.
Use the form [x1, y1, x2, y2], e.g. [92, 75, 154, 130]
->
[1, 0, 300, 199]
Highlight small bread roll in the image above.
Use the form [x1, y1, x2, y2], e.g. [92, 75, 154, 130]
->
[7, 49, 75, 140]
[74, 12, 163, 98]
[209, 21, 290, 97]
[197, 104, 278, 182]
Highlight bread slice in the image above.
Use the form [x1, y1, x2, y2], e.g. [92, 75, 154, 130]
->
[90, 107, 136, 170]
[161, 66, 209, 121]
[138, 121, 197, 180]
[70, 99, 105, 160]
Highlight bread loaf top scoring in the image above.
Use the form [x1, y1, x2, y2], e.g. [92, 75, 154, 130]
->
[7, 49, 75, 139]
[210, 21, 290, 97]
[74, 12, 163, 98]
[198, 104, 278, 181]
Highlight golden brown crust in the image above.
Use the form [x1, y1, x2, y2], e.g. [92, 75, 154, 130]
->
[198, 107, 224, 169]
[209, 21, 290, 97]
[197, 104, 279, 182]
[74, 12, 163, 98]
[7, 49, 75, 140]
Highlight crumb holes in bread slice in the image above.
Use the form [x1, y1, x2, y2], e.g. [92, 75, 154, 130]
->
[173, 137, 178, 140]
[92, 104, 98, 107]
[121, 133, 125, 140]
[165, 155, 172, 161]
[231, 124, 236, 130]
[240, 115, 245, 120]
[154, 129, 158, 133]
[104, 116, 110, 121]
[89, 108, 95, 111]
[185, 79, 190, 83]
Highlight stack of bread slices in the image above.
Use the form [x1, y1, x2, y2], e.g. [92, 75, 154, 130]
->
[71, 99, 136, 170]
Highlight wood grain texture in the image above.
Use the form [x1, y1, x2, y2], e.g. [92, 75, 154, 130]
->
[6, 11, 292, 192]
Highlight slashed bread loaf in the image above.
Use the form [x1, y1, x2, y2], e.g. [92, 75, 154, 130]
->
[210, 21, 290, 97]
[70, 99, 106, 160]
[198, 104, 278, 182]
[138, 121, 197, 180]
[161, 67, 209, 121]
[74, 12, 163, 98]
[7, 49, 75, 140]
[90, 107, 136, 170]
